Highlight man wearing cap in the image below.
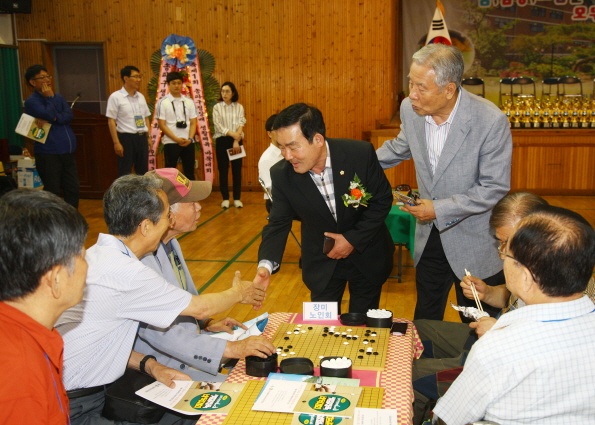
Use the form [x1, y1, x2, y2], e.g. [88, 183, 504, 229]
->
[135, 168, 275, 384]
[57, 173, 267, 424]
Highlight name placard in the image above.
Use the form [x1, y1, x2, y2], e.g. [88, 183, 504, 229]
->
[303, 302, 338, 320]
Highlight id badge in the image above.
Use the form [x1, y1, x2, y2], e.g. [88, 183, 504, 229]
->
[134, 115, 145, 129]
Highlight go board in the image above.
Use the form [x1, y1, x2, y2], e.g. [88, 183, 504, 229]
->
[221, 380, 384, 425]
[270, 323, 390, 371]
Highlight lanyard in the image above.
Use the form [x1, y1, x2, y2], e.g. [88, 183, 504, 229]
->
[44, 353, 71, 425]
[171, 98, 187, 122]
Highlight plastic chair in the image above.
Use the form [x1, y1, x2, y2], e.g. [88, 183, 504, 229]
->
[258, 177, 301, 249]
[511, 77, 536, 100]
[559, 76, 583, 100]
[461, 77, 485, 97]
[499, 77, 515, 105]
[541, 77, 560, 102]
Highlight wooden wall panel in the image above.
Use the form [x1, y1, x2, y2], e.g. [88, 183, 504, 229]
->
[15, 0, 400, 191]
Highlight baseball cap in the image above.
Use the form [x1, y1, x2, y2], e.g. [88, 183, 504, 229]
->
[147, 168, 212, 204]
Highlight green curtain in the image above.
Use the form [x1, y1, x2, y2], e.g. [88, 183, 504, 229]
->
[0, 46, 24, 147]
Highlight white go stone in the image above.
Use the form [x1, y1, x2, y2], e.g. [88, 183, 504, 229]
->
[321, 357, 352, 369]
[366, 309, 392, 318]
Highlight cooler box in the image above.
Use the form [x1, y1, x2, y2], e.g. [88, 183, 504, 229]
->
[17, 158, 44, 189]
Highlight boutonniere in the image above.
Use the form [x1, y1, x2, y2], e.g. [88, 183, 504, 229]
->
[341, 173, 372, 208]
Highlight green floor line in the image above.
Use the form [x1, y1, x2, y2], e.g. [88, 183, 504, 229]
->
[177, 209, 226, 242]
[197, 232, 263, 294]
[185, 259, 300, 264]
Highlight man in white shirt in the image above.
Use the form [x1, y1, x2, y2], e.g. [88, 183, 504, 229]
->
[57, 174, 267, 424]
[257, 113, 283, 212]
[433, 206, 595, 425]
[156, 72, 198, 179]
[106, 65, 151, 176]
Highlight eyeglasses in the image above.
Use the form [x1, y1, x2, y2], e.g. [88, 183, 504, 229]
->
[496, 238, 508, 259]
[498, 243, 538, 282]
[128, 74, 143, 80]
[31, 75, 52, 81]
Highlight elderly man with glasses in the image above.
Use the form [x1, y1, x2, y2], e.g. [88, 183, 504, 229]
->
[24, 64, 80, 208]
[412, 192, 595, 424]
[433, 205, 595, 424]
[134, 169, 275, 386]
[57, 173, 266, 425]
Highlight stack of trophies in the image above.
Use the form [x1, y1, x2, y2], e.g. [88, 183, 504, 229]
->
[501, 98, 595, 129]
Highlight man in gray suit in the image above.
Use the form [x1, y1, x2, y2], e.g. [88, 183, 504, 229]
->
[377, 44, 512, 321]
[135, 168, 275, 383]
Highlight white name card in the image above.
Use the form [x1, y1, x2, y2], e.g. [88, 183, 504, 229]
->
[303, 302, 338, 321]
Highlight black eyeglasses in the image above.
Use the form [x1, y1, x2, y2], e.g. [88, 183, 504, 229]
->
[498, 244, 538, 282]
[31, 75, 52, 81]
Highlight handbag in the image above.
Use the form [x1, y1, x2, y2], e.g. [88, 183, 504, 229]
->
[102, 368, 166, 424]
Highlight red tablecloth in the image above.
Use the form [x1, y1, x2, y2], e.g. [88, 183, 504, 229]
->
[197, 312, 423, 425]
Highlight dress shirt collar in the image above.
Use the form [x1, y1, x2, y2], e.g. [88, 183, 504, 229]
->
[308, 141, 332, 176]
[494, 295, 595, 330]
[425, 89, 462, 126]
[118, 86, 140, 99]
[96, 233, 139, 260]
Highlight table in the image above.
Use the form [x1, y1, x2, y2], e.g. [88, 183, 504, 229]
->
[197, 312, 423, 425]
[385, 205, 416, 282]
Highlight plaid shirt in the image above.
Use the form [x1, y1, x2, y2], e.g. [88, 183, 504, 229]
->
[308, 142, 336, 221]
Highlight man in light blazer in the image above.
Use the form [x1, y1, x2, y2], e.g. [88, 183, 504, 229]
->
[254, 103, 394, 315]
[376, 44, 512, 322]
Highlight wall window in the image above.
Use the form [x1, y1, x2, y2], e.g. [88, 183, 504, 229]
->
[530, 22, 545, 32]
[550, 10, 564, 20]
[531, 7, 546, 17]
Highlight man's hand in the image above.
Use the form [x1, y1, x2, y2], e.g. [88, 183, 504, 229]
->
[144, 359, 191, 388]
[177, 137, 192, 147]
[114, 142, 124, 157]
[34, 118, 48, 129]
[233, 271, 266, 306]
[400, 199, 436, 221]
[41, 82, 54, 98]
[253, 267, 271, 291]
[324, 232, 354, 259]
[460, 276, 489, 301]
[469, 316, 497, 338]
[205, 317, 247, 334]
[224, 336, 275, 359]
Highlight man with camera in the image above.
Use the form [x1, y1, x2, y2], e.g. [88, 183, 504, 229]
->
[156, 72, 198, 179]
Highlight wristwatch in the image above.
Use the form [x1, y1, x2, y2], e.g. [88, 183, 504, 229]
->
[140, 355, 157, 374]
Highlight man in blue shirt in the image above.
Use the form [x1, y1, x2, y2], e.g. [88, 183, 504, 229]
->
[24, 65, 79, 208]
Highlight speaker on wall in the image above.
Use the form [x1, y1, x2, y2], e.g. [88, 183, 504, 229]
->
[0, 0, 31, 14]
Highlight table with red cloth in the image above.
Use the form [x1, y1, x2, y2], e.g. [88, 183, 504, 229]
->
[197, 312, 423, 425]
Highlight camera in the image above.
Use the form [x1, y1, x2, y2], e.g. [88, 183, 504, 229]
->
[176, 121, 187, 129]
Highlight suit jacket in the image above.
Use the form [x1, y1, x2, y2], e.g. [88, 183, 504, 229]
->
[377, 88, 512, 280]
[134, 239, 228, 382]
[259, 138, 395, 293]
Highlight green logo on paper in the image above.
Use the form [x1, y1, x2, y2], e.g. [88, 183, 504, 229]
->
[30, 127, 45, 140]
[308, 395, 350, 413]
[190, 392, 231, 411]
[298, 413, 343, 425]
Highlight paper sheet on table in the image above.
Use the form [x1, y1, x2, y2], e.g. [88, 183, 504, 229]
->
[208, 312, 268, 341]
[353, 408, 397, 425]
[135, 380, 244, 416]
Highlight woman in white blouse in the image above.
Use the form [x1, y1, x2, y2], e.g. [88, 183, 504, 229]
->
[213, 82, 246, 208]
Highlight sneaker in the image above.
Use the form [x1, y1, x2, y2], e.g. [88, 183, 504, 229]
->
[234, 200, 243, 208]
[221, 200, 230, 209]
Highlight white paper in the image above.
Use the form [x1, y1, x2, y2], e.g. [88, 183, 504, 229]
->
[226, 145, 246, 161]
[135, 380, 198, 415]
[208, 312, 268, 341]
[353, 408, 398, 425]
[252, 380, 307, 413]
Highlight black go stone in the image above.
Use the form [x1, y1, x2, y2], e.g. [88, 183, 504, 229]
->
[370, 339, 376, 343]
[366, 352, 371, 355]
[287, 345, 293, 348]
[284, 337, 289, 340]
[308, 327, 313, 330]
[359, 349, 364, 352]
[358, 356, 363, 359]
[373, 352, 379, 355]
